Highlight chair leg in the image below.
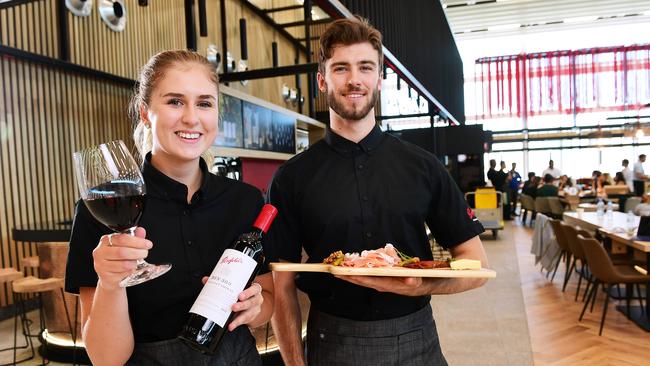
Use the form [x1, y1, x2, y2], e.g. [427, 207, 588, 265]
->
[590, 282, 600, 313]
[8, 292, 35, 366]
[38, 292, 46, 366]
[637, 284, 645, 314]
[626, 283, 632, 317]
[563, 256, 577, 292]
[550, 252, 562, 282]
[575, 262, 585, 302]
[522, 210, 528, 224]
[580, 280, 598, 321]
[599, 284, 611, 336]
[582, 274, 593, 302]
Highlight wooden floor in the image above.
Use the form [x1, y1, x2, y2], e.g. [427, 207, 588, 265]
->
[513, 219, 650, 366]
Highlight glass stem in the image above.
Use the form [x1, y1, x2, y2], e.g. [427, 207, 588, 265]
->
[124, 227, 146, 266]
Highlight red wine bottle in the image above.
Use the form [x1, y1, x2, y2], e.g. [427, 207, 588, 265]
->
[179, 204, 278, 354]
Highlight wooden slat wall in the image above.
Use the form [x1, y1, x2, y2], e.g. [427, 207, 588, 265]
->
[0, 55, 132, 306]
[0, 0, 59, 58]
[0, 0, 309, 307]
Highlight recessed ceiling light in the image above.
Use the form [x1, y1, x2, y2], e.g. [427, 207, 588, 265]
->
[564, 15, 599, 23]
[644, 10, 650, 16]
[488, 23, 521, 31]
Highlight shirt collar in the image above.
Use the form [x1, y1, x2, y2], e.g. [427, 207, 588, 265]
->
[324, 124, 384, 156]
[142, 153, 211, 204]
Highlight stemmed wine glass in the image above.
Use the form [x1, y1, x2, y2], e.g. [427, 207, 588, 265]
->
[73, 140, 171, 287]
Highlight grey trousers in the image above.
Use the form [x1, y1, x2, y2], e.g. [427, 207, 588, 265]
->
[125, 326, 261, 366]
[306, 304, 447, 366]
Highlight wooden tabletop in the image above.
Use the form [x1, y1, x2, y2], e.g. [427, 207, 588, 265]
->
[563, 211, 650, 252]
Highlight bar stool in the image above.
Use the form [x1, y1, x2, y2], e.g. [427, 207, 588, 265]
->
[0, 268, 31, 366]
[20, 256, 39, 270]
[11, 276, 73, 365]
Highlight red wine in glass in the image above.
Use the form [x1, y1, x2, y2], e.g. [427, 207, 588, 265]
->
[73, 140, 171, 287]
[84, 182, 146, 232]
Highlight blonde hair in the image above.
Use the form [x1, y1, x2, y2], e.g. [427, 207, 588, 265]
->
[129, 50, 218, 166]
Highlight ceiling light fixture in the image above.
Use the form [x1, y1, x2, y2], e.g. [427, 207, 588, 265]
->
[564, 15, 599, 23]
[488, 23, 521, 31]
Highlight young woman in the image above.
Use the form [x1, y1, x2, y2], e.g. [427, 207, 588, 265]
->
[65, 50, 273, 366]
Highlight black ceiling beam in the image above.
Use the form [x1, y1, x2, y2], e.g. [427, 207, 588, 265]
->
[297, 36, 321, 42]
[240, 0, 308, 55]
[263, 4, 303, 13]
[219, 62, 318, 82]
[0, 0, 41, 10]
[56, 0, 69, 61]
[184, 0, 197, 50]
[0, 44, 135, 86]
[279, 18, 332, 28]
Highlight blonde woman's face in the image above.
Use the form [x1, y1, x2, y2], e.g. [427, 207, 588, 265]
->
[143, 63, 218, 164]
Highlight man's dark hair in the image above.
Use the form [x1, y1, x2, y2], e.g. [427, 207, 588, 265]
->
[543, 174, 554, 183]
[318, 17, 383, 76]
[623, 159, 629, 166]
[641, 154, 646, 159]
[528, 172, 535, 179]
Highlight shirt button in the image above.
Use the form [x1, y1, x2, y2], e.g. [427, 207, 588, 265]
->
[358, 164, 364, 170]
[362, 195, 369, 201]
[365, 231, 372, 238]
[187, 240, 193, 246]
[183, 210, 189, 216]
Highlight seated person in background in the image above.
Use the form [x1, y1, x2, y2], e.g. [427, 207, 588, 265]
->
[558, 175, 569, 190]
[602, 173, 613, 186]
[561, 177, 577, 196]
[537, 174, 559, 197]
[522, 172, 538, 198]
[614, 172, 627, 186]
[596, 173, 611, 198]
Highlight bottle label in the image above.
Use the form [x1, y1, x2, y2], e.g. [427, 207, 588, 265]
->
[190, 249, 258, 327]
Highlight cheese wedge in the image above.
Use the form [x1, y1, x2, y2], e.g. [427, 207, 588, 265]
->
[450, 259, 482, 270]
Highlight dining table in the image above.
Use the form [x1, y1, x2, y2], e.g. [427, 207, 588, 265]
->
[563, 211, 650, 331]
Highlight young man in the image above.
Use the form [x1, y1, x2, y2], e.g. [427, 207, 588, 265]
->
[508, 162, 522, 215]
[633, 154, 648, 196]
[542, 159, 561, 184]
[267, 17, 488, 366]
[622, 159, 634, 193]
[536, 174, 559, 197]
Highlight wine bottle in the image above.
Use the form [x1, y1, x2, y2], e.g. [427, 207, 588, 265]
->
[179, 204, 278, 354]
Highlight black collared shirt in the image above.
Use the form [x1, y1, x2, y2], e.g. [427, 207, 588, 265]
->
[65, 154, 264, 342]
[266, 125, 484, 321]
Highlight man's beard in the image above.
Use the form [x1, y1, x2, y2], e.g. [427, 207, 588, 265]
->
[327, 86, 378, 121]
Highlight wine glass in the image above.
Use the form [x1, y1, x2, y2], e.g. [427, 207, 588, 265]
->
[73, 140, 171, 287]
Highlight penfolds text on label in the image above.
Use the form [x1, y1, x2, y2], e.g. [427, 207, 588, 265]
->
[219, 256, 244, 265]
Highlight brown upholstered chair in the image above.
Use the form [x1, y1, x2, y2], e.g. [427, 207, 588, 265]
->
[576, 234, 648, 335]
[560, 223, 592, 301]
[519, 194, 536, 226]
[548, 219, 572, 283]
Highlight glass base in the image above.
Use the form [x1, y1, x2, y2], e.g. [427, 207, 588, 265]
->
[119, 262, 172, 287]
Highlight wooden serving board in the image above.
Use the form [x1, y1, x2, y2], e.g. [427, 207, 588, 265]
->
[269, 263, 496, 279]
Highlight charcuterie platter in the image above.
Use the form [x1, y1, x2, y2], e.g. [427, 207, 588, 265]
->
[269, 262, 496, 278]
[269, 244, 496, 279]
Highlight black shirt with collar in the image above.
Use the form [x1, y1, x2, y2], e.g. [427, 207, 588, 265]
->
[266, 125, 484, 321]
[65, 153, 264, 342]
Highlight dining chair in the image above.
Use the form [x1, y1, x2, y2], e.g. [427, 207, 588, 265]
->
[576, 234, 648, 336]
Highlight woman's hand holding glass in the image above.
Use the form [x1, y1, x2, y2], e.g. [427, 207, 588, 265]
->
[93, 227, 154, 291]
